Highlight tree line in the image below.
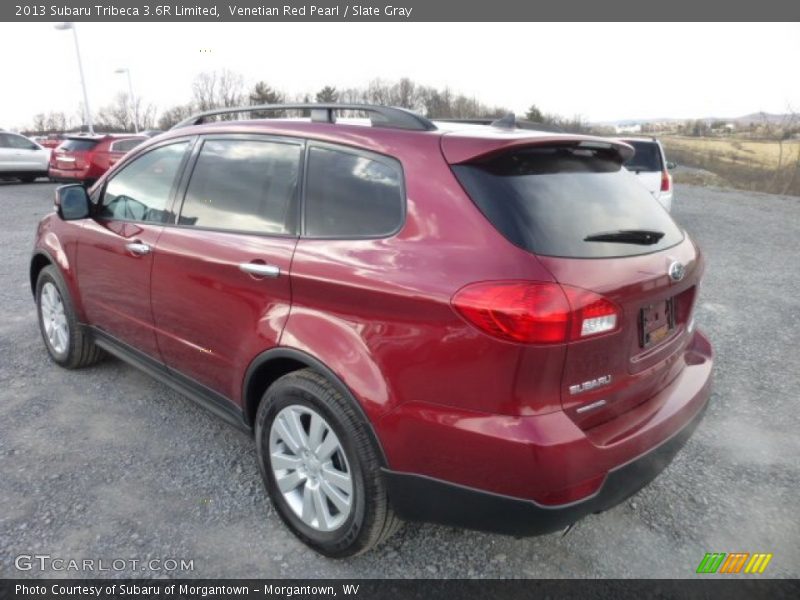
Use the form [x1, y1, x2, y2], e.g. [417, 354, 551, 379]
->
[23, 70, 590, 135]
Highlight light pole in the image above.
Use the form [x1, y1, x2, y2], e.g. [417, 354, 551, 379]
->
[54, 22, 94, 134]
[114, 67, 139, 133]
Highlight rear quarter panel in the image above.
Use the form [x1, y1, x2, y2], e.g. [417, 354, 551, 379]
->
[282, 134, 565, 424]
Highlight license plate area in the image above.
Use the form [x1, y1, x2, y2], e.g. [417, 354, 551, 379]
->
[640, 298, 675, 348]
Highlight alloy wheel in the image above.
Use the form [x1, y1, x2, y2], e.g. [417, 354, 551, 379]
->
[269, 405, 354, 532]
[40, 282, 69, 355]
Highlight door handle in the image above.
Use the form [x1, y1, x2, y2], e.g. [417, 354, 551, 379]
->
[126, 242, 151, 256]
[239, 262, 280, 278]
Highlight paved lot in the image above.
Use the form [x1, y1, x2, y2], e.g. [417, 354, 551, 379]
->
[0, 181, 798, 578]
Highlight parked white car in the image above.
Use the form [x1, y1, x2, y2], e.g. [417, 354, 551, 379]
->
[618, 137, 675, 212]
[0, 132, 51, 182]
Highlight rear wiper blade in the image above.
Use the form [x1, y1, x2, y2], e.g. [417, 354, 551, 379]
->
[584, 229, 665, 245]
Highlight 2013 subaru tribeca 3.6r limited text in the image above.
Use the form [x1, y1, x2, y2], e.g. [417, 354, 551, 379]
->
[30, 104, 713, 557]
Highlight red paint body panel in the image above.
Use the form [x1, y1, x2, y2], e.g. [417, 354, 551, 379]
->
[377, 329, 712, 502]
[150, 228, 296, 402]
[76, 218, 163, 358]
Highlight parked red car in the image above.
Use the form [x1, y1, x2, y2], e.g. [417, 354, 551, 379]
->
[30, 104, 713, 557]
[48, 134, 146, 184]
[33, 135, 64, 149]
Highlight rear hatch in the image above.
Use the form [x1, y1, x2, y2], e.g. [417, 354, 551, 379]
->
[448, 135, 700, 436]
[51, 137, 101, 171]
[621, 139, 664, 199]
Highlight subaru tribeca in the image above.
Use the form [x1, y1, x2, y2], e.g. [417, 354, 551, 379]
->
[30, 104, 713, 557]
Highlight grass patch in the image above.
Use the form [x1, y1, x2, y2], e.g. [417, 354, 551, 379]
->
[661, 136, 800, 196]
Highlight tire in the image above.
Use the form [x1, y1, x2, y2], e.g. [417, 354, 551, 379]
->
[36, 265, 104, 369]
[255, 369, 401, 557]
[19, 175, 36, 183]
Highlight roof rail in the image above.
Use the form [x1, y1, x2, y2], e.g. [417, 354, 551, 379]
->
[172, 103, 437, 131]
[434, 116, 564, 133]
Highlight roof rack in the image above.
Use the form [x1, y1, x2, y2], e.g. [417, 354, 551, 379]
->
[434, 115, 564, 133]
[172, 103, 438, 131]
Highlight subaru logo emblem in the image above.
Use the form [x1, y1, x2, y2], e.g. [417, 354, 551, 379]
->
[668, 261, 685, 282]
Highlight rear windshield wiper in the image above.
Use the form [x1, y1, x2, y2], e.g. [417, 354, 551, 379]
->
[584, 229, 665, 245]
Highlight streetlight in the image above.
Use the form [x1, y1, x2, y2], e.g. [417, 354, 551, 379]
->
[114, 67, 139, 133]
[54, 22, 94, 134]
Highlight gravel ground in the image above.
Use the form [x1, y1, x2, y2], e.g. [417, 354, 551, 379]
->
[0, 182, 798, 578]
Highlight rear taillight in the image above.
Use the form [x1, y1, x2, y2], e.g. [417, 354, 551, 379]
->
[660, 170, 671, 192]
[452, 281, 621, 344]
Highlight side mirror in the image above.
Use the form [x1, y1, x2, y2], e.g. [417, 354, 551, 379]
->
[666, 161, 677, 170]
[55, 184, 91, 220]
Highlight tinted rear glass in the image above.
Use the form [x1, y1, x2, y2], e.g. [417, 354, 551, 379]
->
[452, 145, 684, 258]
[304, 146, 403, 238]
[60, 139, 100, 152]
[622, 141, 662, 172]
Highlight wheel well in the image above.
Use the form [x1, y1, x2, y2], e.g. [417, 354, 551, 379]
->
[244, 357, 307, 427]
[30, 253, 52, 297]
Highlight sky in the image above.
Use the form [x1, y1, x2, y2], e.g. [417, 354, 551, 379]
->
[1, 22, 799, 130]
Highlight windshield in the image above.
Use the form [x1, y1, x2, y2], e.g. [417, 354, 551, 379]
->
[452, 145, 684, 258]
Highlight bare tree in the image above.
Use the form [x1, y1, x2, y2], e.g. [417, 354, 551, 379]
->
[158, 104, 195, 130]
[192, 70, 244, 118]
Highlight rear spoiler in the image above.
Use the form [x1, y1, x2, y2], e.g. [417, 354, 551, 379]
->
[440, 133, 634, 164]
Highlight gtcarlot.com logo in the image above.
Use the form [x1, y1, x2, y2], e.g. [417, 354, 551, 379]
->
[696, 552, 773, 574]
[14, 554, 194, 573]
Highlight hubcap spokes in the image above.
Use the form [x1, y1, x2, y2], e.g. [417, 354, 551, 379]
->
[40, 282, 68, 354]
[269, 405, 353, 532]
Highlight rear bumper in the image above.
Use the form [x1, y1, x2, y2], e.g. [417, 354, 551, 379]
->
[384, 394, 707, 536]
[48, 167, 91, 182]
[379, 329, 713, 536]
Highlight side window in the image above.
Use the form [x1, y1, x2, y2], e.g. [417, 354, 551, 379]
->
[111, 138, 144, 153]
[6, 134, 37, 150]
[178, 138, 302, 235]
[99, 142, 188, 223]
[304, 146, 403, 238]
[0, 134, 9, 148]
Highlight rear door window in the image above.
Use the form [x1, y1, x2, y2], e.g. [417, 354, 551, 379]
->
[4, 134, 38, 150]
[622, 141, 663, 172]
[452, 144, 684, 258]
[304, 145, 404, 238]
[178, 138, 303, 235]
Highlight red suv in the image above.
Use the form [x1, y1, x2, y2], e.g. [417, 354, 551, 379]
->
[48, 134, 146, 185]
[30, 104, 713, 557]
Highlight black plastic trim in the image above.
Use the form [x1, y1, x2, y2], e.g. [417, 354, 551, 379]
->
[91, 328, 250, 433]
[382, 397, 709, 537]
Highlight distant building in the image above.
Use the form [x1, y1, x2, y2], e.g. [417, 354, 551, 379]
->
[616, 123, 642, 134]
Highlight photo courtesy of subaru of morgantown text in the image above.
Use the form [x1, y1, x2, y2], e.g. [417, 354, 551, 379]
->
[0, 7, 798, 586]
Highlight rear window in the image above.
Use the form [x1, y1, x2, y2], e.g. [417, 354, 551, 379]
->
[60, 139, 100, 152]
[622, 140, 663, 172]
[452, 145, 684, 258]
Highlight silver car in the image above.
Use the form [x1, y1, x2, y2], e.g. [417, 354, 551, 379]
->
[0, 132, 51, 182]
